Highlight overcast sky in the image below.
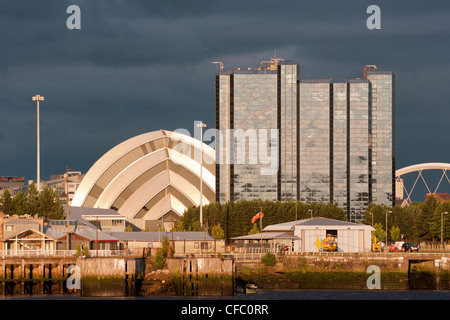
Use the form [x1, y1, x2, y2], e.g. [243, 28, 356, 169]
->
[0, 0, 449, 200]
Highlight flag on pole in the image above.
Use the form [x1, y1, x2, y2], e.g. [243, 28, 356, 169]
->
[251, 212, 264, 224]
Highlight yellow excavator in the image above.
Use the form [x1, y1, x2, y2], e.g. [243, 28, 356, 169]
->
[371, 234, 381, 252]
[316, 234, 338, 252]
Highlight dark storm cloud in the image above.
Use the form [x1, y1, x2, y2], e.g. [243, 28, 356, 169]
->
[0, 0, 449, 198]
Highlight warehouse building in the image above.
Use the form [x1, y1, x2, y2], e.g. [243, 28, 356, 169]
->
[233, 217, 374, 253]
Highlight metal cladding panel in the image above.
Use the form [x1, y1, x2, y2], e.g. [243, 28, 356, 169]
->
[72, 130, 215, 208]
[72, 130, 215, 225]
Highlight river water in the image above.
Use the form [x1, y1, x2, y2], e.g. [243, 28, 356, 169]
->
[2, 288, 450, 300]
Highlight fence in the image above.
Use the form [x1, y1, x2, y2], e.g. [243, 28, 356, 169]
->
[419, 243, 450, 252]
[0, 249, 127, 258]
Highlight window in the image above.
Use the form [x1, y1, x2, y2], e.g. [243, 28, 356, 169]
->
[5, 225, 14, 231]
[326, 230, 337, 237]
[201, 242, 211, 249]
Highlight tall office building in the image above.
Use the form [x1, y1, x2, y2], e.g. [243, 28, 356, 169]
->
[215, 59, 298, 204]
[215, 58, 394, 222]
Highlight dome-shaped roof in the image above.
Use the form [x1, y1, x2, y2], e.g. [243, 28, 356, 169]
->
[72, 129, 215, 228]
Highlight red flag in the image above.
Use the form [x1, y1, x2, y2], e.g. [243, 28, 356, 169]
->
[251, 212, 264, 224]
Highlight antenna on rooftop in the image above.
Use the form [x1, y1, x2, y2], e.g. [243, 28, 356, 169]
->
[212, 61, 224, 71]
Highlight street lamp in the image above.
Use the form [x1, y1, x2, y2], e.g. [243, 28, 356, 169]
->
[386, 210, 392, 246]
[32, 95, 44, 193]
[441, 212, 448, 250]
[197, 121, 207, 227]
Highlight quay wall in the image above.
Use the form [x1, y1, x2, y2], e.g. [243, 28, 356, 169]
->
[167, 257, 235, 296]
[236, 252, 450, 290]
[0, 257, 145, 296]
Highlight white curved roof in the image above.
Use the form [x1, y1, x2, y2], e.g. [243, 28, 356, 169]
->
[396, 162, 450, 177]
[72, 129, 215, 224]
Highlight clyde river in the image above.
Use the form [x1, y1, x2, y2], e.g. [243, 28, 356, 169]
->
[2, 289, 450, 300]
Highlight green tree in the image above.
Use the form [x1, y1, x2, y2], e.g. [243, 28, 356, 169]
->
[211, 223, 225, 240]
[154, 235, 174, 269]
[39, 186, 64, 220]
[172, 219, 184, 231]
[437, 202, 450, 240]
[177, 200, 347, 243]
[248, 223, 259, 235]
[363, 203, 392, 226]
[373, 223, 386, 243]
[417, 195, 438, 240]
[0, 189, 14, 214]
[12, 191, 28, 216]
[26, 182, 40, 215]
[429, 201, 450, 241]
[390, 225, 401, 242]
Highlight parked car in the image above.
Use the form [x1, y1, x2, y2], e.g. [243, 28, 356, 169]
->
[402, 242, 420, 252]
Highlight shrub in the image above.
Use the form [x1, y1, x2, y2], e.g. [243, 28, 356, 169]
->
[154, 235, 174, 269]
[154, 248, 166, 269]
[261, 252, 277, 267]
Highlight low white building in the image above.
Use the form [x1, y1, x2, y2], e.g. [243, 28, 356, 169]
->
[232, 217, 374, 253]
[264, 217, 374, 253]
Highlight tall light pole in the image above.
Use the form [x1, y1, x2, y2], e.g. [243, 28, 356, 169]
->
[66, 166, 71, 252]
[386, 210, 392, 246]
[197, 121, 207, 227]
[32, 95, 44, 192]
[441, 212, 448, 250]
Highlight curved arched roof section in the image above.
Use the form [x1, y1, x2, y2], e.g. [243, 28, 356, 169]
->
[395, 162, 450, 177]
[72, 129, 215, 224]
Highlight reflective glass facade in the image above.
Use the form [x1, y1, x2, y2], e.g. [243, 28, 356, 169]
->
[215, 59, 394, 222]
[299, 80, 331, 204]
[366, 71, 395, 208]
[215, 60, 299, 203]
[347, 80, 371, 222]
[279, 62, 299, 201]
[233, 72, 278, 201]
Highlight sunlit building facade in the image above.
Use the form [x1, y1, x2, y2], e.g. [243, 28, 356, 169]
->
[215, 59, 298, 203]
[215, 58, 395, 222]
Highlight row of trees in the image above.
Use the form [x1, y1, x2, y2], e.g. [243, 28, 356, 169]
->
[0, 183, 64, 220]
[176, 200, 347, 243]
[175, 196, 449, 244]
[1, 182, 448, 244]
[362, 196, 450, 243]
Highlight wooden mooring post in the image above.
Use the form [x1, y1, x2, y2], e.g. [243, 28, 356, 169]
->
[0, 257, 77, 295]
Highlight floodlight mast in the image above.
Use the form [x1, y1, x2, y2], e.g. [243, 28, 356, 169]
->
[32, 95, 44, 193]
[197, 122, 207, 227]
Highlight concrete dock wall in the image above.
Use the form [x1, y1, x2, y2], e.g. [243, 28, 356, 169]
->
[167, 257, 235, 296]
[236, 252, 450, 290]
[0, 257, 145, 296]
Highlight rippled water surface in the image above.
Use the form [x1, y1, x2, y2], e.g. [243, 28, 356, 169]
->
[3, 289, 450, 300]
